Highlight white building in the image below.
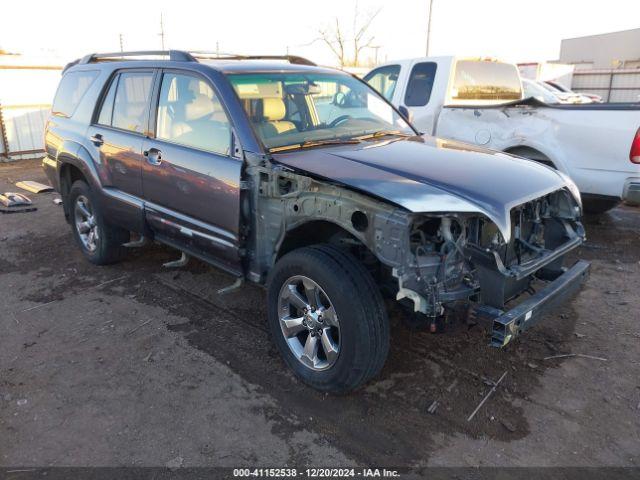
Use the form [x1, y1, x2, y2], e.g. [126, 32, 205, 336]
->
[557, 29, 640, 102]
[559, 28, 640, 70]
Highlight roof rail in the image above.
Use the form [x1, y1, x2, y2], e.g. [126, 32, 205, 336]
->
[78, 50, 197, 65]
[72, 50, 316, 68]
[189, 52, 317, 66]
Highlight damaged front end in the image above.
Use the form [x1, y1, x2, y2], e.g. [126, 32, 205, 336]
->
[389, 188, 589, 346]
[245, 150, 589, 348]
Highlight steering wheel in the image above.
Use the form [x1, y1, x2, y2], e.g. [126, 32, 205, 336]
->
[329, 115, 352, 128]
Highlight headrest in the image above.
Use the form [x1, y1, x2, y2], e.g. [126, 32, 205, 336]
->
[261, 98, 286, 121]
[185, 94, 215, 121]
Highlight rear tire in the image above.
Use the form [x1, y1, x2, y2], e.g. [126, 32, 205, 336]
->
[267, 244, 389, 394]
[68, 180, 129, 265]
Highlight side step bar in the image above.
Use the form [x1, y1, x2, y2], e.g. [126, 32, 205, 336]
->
[163, 251, 189, 268]
[123, 236, 149, 248]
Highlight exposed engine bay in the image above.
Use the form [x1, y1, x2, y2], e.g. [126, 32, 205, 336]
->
[396, 189, 585, 319]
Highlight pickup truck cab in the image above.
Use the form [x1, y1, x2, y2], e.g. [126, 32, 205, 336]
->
[44, 51, 589, 393]
[365, 56, 640, 213]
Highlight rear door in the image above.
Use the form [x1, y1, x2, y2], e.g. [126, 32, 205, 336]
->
[87, 69, 155, 230]
[141, 70, 242, 274]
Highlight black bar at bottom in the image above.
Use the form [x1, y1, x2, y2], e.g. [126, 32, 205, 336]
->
[492, 260, 591, 347]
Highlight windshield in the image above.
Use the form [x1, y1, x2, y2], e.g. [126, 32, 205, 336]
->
[227, 72, 414, 151]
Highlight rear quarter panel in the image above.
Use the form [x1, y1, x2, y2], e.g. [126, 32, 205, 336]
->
[45, 67, 113, 187]
[436, 105, 640, 197]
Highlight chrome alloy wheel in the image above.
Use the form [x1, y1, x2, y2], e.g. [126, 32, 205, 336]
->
[74, 195, 99, 252]
[277, 275, 340, 371]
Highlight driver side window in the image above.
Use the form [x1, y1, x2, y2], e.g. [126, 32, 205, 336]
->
[156, 72, 231, 155]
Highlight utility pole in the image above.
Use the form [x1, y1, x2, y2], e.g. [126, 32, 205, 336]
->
[119, 33, 124, 52]
[425, 0, 434, 56]
[159, 13, 166, 50]
[372, 45, 381, 65]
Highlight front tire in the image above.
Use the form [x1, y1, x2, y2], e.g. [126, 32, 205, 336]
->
[68, 180, 129, 265]
[267, 245, 389, 394]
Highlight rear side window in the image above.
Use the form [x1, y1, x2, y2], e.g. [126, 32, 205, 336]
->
[404, 62, 437, 107]
[105, 72, 154, 133]
[97, 75, 119, 125]
[450, 61, 522, 103]
[51, 70, 99, 117]
[364, 65, 400, 102]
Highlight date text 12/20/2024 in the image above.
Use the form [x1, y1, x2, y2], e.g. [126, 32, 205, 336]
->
[233, 468, 400, 477]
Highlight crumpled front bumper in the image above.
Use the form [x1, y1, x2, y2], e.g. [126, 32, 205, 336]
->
[474, 260, 590, 347]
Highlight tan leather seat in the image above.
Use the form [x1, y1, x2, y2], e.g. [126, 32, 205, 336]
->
[256, 98, 296, 139]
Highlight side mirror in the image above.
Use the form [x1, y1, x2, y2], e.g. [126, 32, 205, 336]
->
[398, 105, 413, 123]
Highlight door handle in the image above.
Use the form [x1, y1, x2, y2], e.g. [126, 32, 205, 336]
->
[90, 133, 104, 146]
[144, 148, 162, 166]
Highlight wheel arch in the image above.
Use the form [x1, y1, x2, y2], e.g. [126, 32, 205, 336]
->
[276, 220, 368, 260]
[503, 145, 557, 169]
[57, 143, 103, 220]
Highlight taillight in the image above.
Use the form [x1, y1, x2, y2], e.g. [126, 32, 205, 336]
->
[631, 128, 640, 164]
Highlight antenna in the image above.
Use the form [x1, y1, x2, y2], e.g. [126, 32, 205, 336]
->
[119, 33, 124, 53]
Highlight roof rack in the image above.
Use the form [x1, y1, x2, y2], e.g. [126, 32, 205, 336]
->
[189, 52, 316, 66]
[78, 50, 197, 64]
[74, 50, 316, 67]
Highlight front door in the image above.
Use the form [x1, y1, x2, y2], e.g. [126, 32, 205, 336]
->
[141, 70, 242, 274]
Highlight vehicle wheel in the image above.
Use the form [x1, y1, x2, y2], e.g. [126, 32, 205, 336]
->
[267, 244, 389, 394]
[68, 180, 129, 265]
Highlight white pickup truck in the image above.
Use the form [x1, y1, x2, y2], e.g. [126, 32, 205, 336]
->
[364, 57, 640, 213]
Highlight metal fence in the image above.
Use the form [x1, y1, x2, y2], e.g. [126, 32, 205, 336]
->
[0, 65, 61, 162]
[0, 103, 51, 160]
[572, 68, 640, 103]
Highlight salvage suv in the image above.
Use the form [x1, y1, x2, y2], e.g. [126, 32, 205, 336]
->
[44, 51, 590, 393]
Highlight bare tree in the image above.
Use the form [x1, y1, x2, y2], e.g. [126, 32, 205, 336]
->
[317, 3, 382, 67]
[318, 17, 347, 67]
[352, 5, 381, 67]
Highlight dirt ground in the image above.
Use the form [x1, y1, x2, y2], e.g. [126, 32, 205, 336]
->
[1, 158, 639, 469]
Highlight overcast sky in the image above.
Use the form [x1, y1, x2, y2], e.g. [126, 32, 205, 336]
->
[3, 0, 640, 65]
